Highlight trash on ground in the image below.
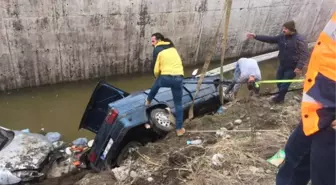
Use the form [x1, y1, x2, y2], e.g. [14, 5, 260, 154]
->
[211, 153, 224, 168]
[0, 169, 21, 185]
[45, 132, 62, 143]
[52, 141, 65, 150]
[87, 140, 94, 147]
[112, 166, 130, 181]
[186, 139, 202, 145]
[267, 149, 286, 167]
[216, 106, 226, 114]
[65, 147, 72, 155]
[21, 128, 30, 133]
[71, 145, 87, 153]
[47, 159, 77, 178]
[216, 130, 225, 137]
[72, 138, 88, 146]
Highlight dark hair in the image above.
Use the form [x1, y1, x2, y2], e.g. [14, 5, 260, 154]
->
[151, 32, 175, 47]
[152, 32, 165, 41]
[283, 20, 296, 33]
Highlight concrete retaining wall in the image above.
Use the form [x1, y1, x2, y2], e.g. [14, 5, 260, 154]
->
[0, 0, 335, 91]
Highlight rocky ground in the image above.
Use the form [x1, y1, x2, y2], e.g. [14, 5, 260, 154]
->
[34, 86, 303, 185]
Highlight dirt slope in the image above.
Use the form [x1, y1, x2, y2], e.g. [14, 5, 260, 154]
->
[35, 89, 302, 185]
[78, 90, 301, 185]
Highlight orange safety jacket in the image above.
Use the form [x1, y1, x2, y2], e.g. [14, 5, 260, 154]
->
[301, 12, 336, 136]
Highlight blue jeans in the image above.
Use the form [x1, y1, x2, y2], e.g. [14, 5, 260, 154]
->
[274, 66, 296, 102]
[147, 75, 184, 130]
[227, 64, 259, 95]
[276, 121, 336, 185]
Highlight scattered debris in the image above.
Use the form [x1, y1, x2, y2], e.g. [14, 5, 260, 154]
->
[234, 119, 243, 125]
[28, 89, 302, 185]
[72, 138, 88, 147]
[52, 141, 65, 150]
[45, 132, 62, 143]
[267, 149, 286, 167]
[47, 159, 77, 178]
[21, 128, 30, 133]
[111, 166, 130, 182]
[211, 153, 225, 168]
[147, 177, 154, 182]
[186, 139, 202, 145]
[216, 106, 226, 114]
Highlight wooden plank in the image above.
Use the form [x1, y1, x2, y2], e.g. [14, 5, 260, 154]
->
[202, 42, 316, 76]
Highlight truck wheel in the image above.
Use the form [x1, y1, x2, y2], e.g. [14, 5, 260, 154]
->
[116, 141, 142, 166]
[150, 108, 174, 133]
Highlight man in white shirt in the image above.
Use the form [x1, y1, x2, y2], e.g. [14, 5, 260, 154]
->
[225, 58, 262, 99]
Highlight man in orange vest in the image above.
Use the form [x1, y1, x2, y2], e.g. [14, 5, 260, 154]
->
[276, 13, 336, 185]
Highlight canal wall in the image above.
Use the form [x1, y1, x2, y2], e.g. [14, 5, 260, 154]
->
[0, 0, 335, 91]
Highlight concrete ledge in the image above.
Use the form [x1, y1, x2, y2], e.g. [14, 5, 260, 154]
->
[203, 42, 316, 76]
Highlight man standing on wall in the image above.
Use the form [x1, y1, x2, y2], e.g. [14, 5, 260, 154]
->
[276, 13, 336, 185]
[145, 33, 186, 136]
[246, 20, 309, 103]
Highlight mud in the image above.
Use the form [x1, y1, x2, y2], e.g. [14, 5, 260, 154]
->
[32, 170, 88, 185]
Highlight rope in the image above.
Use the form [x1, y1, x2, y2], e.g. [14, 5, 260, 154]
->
[259, 87, 303, 96]
[255, 79, 304, 88]
[183, 79, 304, 85]
[187, 129, 280, 133]
[187, 0, 230, 121]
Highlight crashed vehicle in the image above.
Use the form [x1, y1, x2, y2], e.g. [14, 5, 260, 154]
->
[79, 71, 230, 170]
[0, 126, 59, 184]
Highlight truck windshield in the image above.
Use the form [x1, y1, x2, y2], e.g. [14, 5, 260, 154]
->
[0, 127, 14, 150]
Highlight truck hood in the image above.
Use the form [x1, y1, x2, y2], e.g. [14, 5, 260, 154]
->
[0, 131, 52, 171]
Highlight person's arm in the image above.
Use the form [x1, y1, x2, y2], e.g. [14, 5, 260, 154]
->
[295, 36, 309, 70]
[152, 47, 163, 78]
[153, 55, 160, 78]
[231, 64, 242, 95]
[254, 34, 281, 44]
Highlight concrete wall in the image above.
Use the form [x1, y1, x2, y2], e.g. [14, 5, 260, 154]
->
[0, 0, 335, 91]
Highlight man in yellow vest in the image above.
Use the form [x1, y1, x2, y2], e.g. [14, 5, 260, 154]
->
[145, 33, 186, 136]
[276, 13, 336, 185]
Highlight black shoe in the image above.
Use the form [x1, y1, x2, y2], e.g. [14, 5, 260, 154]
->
[271, 96, 284, 104]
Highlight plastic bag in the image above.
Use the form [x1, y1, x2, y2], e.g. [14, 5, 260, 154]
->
[21, 128, 30, 133]
[45, 132, 62, 143]
[72, 138, 88, 146]
[267, 149, 286, 167]
[0, 169, 21, 185]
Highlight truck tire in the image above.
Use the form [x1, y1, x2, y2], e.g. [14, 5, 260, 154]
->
[116, 141, 142, 166]
[150, 108, 175, 133]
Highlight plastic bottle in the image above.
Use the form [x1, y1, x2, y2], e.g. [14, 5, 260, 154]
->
[186, 139, 202, 145]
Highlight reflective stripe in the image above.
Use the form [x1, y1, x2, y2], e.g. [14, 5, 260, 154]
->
[301, 13, 336, 136]
[323, 20, 336, 41]
[302, 93, 318, 103]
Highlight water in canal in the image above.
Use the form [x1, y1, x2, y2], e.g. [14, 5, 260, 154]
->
[0, 59, 281, 141]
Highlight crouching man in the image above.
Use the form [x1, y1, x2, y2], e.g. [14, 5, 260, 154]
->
[225, 58, 261, 99]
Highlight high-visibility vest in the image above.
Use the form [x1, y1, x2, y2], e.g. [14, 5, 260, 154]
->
[301, 12, 336, 136]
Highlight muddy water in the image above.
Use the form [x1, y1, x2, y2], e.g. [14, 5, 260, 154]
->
[0, 59, 280, 141]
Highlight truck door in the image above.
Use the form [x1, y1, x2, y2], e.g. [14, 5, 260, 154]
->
[79, 81, 129, 133]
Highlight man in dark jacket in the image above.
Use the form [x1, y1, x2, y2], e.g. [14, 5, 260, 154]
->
[246, 20, 309, 103]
